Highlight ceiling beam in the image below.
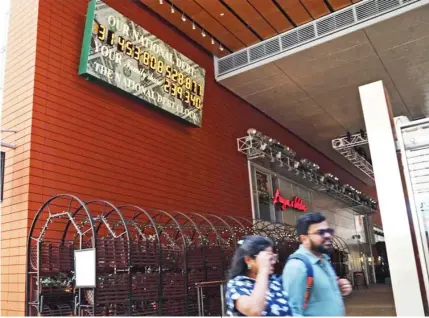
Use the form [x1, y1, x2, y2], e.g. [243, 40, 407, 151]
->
[138, 0, 233, 54]
[272, 0, 297, 27]
[218, 0, 264, 41]
[323, 0, 335, 12]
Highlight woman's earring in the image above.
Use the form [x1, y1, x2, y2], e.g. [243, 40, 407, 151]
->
[247, 264, 252, 270]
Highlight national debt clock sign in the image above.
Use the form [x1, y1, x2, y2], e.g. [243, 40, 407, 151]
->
[79, 0, 206, 127]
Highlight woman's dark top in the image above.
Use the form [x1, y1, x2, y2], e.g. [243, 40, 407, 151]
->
[225, 275, 293, 316]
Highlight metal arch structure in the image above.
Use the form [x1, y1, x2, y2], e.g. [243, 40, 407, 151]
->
[26, 195, 352, 317]
[26, 194, 96, 317]
[82, 200, 132, 316]
[331, 236, 352, 279]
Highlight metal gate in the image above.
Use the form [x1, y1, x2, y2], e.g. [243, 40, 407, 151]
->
[26, 194, 350, 316]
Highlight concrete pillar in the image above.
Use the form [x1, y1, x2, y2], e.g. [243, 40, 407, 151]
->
[359, 80, 424, 316]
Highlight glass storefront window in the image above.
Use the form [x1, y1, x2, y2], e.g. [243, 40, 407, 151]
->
[254, 170, 273, 221]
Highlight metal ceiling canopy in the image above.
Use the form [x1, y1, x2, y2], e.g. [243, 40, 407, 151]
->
[215, 2, 429, 185]
[215, 0, 424, 77]
[141, 0, 359, 58]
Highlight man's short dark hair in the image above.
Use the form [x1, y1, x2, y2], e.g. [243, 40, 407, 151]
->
[296, 212, 326, 236]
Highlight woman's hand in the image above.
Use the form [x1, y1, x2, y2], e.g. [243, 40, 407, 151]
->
[235, 251, 272, 316]
[256, 251, 274, 273]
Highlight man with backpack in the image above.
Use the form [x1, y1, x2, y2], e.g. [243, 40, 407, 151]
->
[282, 212, 352, 316]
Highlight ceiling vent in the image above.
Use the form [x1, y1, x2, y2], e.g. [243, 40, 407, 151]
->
[280, 24, 315, 51]
[317, 9, 354, 36]
[218, 50, 248, 75]
[216, 0, 420, 77]
[356, 0, 401, 20]
[249, 38, 281, 62]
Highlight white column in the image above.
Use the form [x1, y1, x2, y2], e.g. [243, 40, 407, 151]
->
[359, 81, 424, 316]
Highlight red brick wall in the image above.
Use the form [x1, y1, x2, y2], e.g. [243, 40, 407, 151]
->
[1, 0, 378, 314]
[1, 0, 39, 315]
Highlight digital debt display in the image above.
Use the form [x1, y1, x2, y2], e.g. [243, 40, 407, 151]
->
[79, 0, 206, 127]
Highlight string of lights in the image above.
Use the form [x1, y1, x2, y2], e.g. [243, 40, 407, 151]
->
[154, 0, 232, 54]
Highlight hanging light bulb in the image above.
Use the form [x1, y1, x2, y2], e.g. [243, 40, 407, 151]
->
[211, 37, 215, 45]
[159, 0, 163, 4]
[181, 14, 186, 22]
[192, 21, 196, 30]
[201, 29, 206, 37]
[171, 5, 175, 13]
[219, 44, 224, 51]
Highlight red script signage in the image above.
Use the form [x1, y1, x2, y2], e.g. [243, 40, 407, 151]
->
[273, 189, 307, 212]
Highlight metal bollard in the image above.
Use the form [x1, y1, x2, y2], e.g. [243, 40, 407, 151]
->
[220, 283, 225, 316]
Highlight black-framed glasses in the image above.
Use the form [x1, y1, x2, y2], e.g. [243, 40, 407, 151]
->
[308, 228, 335, 236]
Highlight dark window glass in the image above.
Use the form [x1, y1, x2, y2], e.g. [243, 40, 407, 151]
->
[255, 171, 271, 221]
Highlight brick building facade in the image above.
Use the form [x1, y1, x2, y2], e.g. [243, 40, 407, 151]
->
[0, 0, 378, 315]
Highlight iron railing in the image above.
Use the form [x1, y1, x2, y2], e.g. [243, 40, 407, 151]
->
[26, 194, 351, 316]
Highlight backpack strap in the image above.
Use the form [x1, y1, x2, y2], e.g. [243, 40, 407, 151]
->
[287, 254, 314, 310]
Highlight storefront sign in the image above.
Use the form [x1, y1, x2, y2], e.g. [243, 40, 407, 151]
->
[79, 0, 206, 127]
[273, 189, 307, 212]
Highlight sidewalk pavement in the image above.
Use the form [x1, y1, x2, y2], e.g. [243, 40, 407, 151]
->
[344, 284, 396, 316]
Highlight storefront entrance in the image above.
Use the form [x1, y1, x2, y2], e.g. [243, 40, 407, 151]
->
[247, 159, 375, 286]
